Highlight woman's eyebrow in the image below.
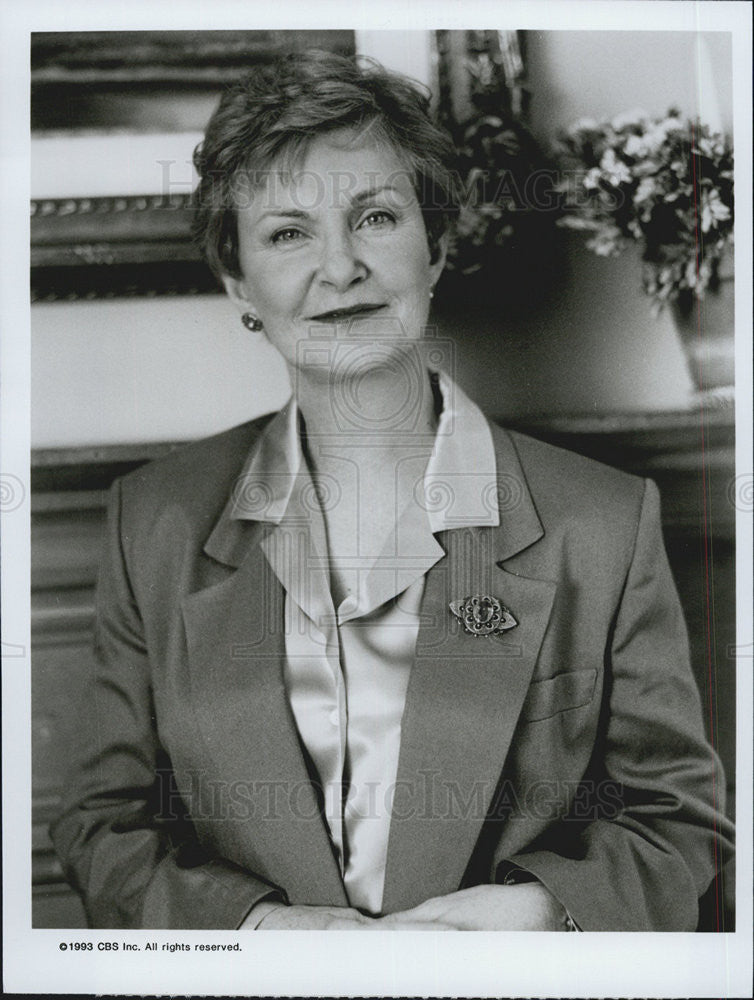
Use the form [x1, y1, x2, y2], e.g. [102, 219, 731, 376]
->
[256, 208, 311, 223]
[255, 185, 404, 223]
[351, 184, 402, 205]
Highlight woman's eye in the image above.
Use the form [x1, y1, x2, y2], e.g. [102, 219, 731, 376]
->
[360, 210, 395, 228]
[271, 227, 304, 244]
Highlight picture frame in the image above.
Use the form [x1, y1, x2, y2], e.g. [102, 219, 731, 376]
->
[30, 29, 355, 301]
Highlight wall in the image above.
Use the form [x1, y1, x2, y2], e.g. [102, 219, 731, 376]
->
[32, 296, 290, 447]
[526, 31, 732, 140]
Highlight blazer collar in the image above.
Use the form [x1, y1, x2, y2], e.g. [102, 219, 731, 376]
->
[181, 542, 349, 906]
[380, 526, 556, 912]
[203, 498, 262, 568]
[487, 422, 544, 562]
[379, 422, 551, 912]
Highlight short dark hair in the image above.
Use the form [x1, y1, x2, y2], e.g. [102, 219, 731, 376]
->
[192, 50, 460, 279]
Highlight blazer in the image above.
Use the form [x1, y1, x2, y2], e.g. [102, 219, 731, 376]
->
[51, 415, 734, 930]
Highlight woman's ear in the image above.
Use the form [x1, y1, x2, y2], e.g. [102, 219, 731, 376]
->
[429, 230, 450, 285]
[222, 273, 255, 315]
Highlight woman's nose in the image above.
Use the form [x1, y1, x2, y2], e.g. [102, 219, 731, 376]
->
[317, 229, 367, 290]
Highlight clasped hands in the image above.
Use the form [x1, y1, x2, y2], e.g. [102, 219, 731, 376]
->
[250, 883, 570, 931]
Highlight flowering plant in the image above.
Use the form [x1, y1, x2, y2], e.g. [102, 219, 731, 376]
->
[555, 109, 734, 310]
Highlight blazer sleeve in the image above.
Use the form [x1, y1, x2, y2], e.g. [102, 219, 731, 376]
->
[501, 478, 734, 931]
[50, 479, 286, 929]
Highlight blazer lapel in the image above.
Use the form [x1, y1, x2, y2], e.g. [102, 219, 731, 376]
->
[382, 427, 557, 914]
[181, 504, 348, 907]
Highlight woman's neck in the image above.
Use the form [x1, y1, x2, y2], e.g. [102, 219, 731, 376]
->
[292, 356, 438, 472]
[291, 359, 440, 604]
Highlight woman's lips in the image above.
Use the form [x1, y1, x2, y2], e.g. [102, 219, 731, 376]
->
[308, 304, 387, 322]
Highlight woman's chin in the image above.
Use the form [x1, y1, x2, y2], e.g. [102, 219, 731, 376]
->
[329, 340, 426, 378]
[289, 315, 428, 381]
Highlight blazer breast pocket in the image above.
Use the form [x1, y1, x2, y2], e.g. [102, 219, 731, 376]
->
[520, 668, 599, 723]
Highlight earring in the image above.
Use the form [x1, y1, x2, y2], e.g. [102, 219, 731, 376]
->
[429, 289, 435, 300]
[242, 313, 263, 332]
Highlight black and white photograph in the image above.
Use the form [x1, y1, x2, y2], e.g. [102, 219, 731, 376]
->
[2, 1, 752, 996]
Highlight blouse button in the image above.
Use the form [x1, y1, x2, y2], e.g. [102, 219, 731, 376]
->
[329, 709, 339, 727]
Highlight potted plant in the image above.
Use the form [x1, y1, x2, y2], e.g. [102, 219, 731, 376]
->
[555, 109, 734, 392]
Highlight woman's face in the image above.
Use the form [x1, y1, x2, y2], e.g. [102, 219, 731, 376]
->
[224, 129, 446, 375]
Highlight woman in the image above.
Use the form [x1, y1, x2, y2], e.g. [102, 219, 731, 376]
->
[52, 50, 733, 931]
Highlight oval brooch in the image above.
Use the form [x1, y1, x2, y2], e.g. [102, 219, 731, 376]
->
[449, 595, 518, 637]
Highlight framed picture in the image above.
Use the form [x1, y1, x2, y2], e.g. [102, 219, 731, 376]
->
[30, 30, 355, 300]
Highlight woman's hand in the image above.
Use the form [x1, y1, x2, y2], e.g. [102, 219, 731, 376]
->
[249, 903, 374, 930]
[376, 884, 570, 931]
[247, 901, 452, 930]
[246, 884, 568, 930]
